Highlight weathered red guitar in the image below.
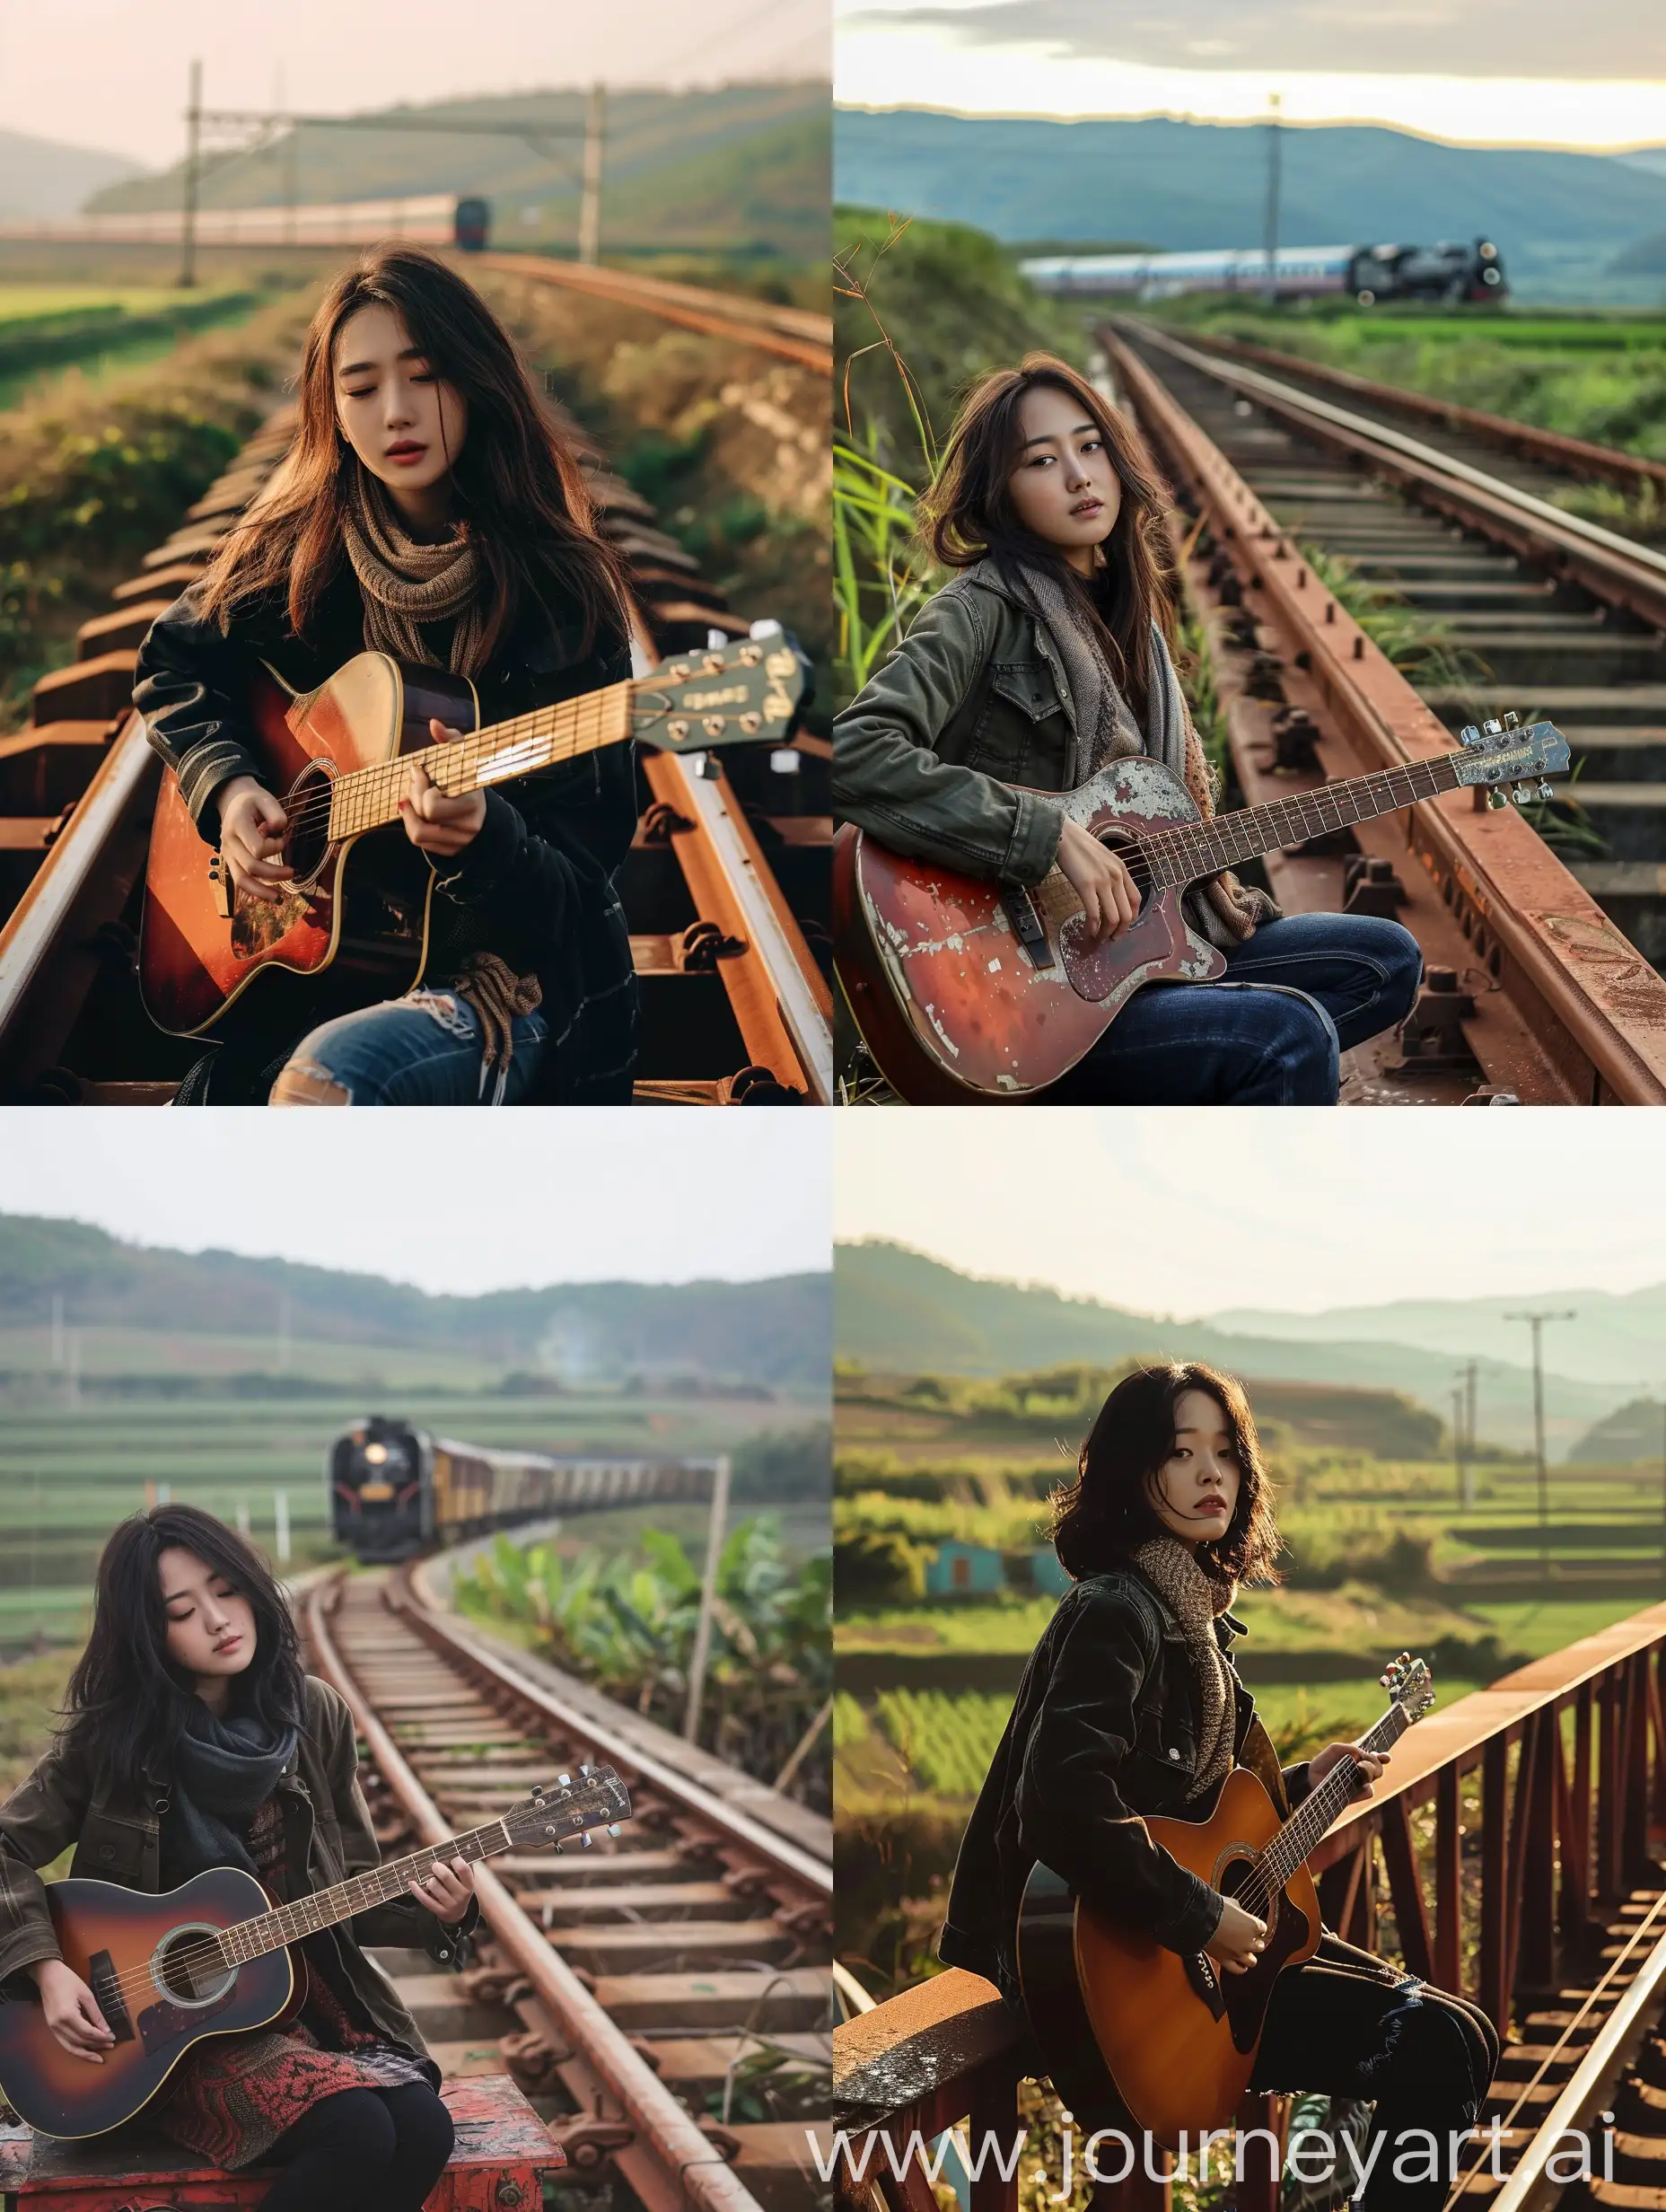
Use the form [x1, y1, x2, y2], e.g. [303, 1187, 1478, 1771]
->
[834, 715, 1568, 1101]
[0, 1765, 627, 2139]
[1014, 1656, 1434, 2147]
[138, 636, 802, 1037]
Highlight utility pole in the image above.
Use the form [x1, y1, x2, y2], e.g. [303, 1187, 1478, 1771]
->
[50, 1294, 63, 1370]
[277, 1290, 292, 1376]
[180, 59, 203, 289]
[1262, 91, 1282, 310]
[578, 83, 605, 265]
[1659, 1395, 1666, 1591]
[1505, 1311, 1575, 1576]
[682, 1457, 732, 1743]
[1466, 1362, 1478, 1509]
[1452, 1381, 1468, 1510]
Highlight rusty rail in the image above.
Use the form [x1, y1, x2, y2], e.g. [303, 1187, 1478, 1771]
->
[831, 1601, 1666, 2212]
[473, 255, 833, 375]
[1103, 324, 1666, 1104]
[305, 1572, 789, 2212]
[1171, 325, 1666, 498]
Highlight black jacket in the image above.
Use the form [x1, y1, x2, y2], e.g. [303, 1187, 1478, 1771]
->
[133, 567, 640, 1103]
[937, 1567, 1313, 2010]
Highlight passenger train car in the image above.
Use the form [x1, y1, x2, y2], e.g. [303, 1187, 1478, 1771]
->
[1020, 238, 1506, 305]
[0, 195, 492, 252]
[328, 1417, 718, 1561]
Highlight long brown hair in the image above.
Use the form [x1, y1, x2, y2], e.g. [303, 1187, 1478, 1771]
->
[196, 244, 627, 663]
[920, 353, 1178, 717]
[1049, 1363, 1283, 1591]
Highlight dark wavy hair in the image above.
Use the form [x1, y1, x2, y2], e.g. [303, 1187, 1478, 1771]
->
[918, 352, 1179, 719]
[195, 242, 628, 663]
[60, 1505, 306, 1797]
[1048, 1364, 1283, 1590]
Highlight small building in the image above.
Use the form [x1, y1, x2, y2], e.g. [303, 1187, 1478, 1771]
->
[925, 1540, 1005, 1596]
[1028, 1548, 1072, 1596]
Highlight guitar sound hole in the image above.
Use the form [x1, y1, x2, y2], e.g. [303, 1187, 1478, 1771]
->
[285, 761, 335, 886]
[154, 1924, 234, 2005]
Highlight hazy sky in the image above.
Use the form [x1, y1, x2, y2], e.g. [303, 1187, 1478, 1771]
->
[833, 1111, 1666, 1315]
[836, 0, 1666, 150]
[0, 1116, 830, 1295]
[0, 0, 829, 171]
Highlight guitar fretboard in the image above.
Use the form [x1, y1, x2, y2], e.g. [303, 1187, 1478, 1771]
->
[1254, 1701, 1414, 1898]
[324, 683, 635, 843]
[216, 1821, 510, 1966]
[1127, 752, 1464, 889]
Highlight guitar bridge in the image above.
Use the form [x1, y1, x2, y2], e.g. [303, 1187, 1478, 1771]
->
[207, 854, 233, 920]
[87, 1951, 135, 2044]
[1000, 886, 1054, 970]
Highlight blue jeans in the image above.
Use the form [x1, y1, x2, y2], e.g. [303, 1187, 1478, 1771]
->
[269, 985, 549, 1106]
[1039, 913, 1423, 1105]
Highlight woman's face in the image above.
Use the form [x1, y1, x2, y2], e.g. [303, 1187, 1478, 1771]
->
[333, 303, 469, 512]
[1004, 382, 1123, 570]
[159, 1547, 257, 1685]
[1144, 1389, 1242, 1549]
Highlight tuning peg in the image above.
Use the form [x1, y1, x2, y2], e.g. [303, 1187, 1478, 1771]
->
[1502, 710, 1519, 728]
[557, 1773, 571, 1787]
[1538, 781, 1555, 801]
[1460, 724, 1481, 746]
[1486, 789, 1509, 810]
[1512, 785, 1537, 805]
[580, 1832, 592, 1849]
[607, 1823, 622, 1837]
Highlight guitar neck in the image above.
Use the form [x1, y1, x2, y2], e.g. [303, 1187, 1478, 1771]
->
[1139, 751, 1465, 888]
[218, 1822, 513, 1966]
[325, 682, 634, 842]
[1254, 1701, 1414, 1898]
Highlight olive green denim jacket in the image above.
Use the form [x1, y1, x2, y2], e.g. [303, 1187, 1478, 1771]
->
[0, 1676, 480, 2069]
[833, 565, 1078, 886]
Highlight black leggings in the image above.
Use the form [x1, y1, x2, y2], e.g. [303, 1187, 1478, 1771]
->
[1247, 1932, 1501, 2212]
[255, 2082, 454, 2212]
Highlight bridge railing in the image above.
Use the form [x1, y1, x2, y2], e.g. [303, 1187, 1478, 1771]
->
[831, 1602, 1666, 2212]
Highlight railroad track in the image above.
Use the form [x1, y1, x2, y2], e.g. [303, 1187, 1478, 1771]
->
[473, 256, 832, 377]
[1103, 316, 1666, 1103]
[303, 1565, 830, 2212]
[0, 290, 832, 1102]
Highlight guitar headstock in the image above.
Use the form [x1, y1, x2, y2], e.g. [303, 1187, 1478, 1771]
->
[504, 1763, 631, 1852]
[1452, 713, 1570, 809]
[1381, 1651, 1435, 1724]
[630, 636, 803, 753]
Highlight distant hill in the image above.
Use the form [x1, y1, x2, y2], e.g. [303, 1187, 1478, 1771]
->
[0, 127, 145, 221]
[86, 83, 829, 260]
[834, 110, 1666, 298]
[1571, 1397, 1666, 1463]
[1206, 1284, 1666, 1390]
[834, 1241, 1621, 1454]
[0, 1216, 829, 1387]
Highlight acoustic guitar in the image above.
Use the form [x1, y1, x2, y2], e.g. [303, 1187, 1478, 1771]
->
[1014, 1655, 1435, 2148]
[0, 1764, 628, 2139]
[833, 715, 1569, 1101]
[138, 635, 803, 1037]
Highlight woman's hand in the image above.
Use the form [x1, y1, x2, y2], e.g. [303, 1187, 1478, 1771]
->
[1056, 817, 1141, 944]
[410, 1853, 477, 1924]
[399, 724, 486, 856]
[1308, 1742, 1388, 1799]
[217, 776, 294, 904]
[1205, 1895, 1267, 1977]
[29, 1959, 116, 2064]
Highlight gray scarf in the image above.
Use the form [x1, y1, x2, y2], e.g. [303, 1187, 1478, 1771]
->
[160, 1698, 299, 1886]
[1007, 559, 1276, 951]
[342, 476, 489, 679]
[1129, 1535, 1238, 1804]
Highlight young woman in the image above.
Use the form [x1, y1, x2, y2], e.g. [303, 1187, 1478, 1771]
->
[0, 1505, 478, 2209]
[135, 244, 638, 1106]
[833, 356, 1424, 1103]
[939, 1364, 1498, 2211]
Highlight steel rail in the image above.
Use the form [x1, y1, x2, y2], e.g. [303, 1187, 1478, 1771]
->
[1105, 325, 1666, 1103]
[1173, 325, 1666, 497]
[390, 1571, 830, 1898]
[304, 1575, 772, 2212]
[472, 254, 833, 376]
[1123, 319, 1666, 632]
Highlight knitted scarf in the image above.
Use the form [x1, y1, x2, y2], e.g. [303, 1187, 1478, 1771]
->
[1129, 1534, 1238, 1804]
[342, 477, 490, 680]
[159, 1697, 299, 1885]
[1009, 558, 1275, 951]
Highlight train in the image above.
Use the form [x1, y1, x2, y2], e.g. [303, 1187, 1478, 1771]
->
[328, 1417, 719, 1562]
[0, 194, 492, 252]
[1020, 238, 1506, 306]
